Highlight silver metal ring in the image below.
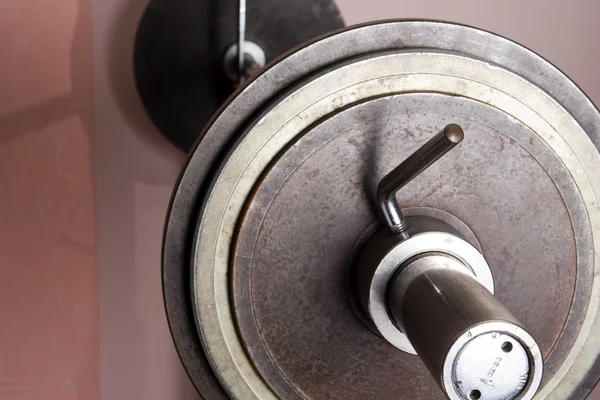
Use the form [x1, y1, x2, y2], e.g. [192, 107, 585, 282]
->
[366, 232, 494, 354]
[442, 322, 543, 400]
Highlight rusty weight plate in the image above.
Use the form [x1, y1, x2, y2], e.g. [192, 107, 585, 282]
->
[194, 50, 600, 399]
[162, 20, 600, 399]
[231, 92, 587, 399]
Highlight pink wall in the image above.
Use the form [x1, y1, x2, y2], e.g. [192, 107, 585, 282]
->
[0, 0, 98, 399]
[1, 0, 599, 399]
[342, 0, 600, 103]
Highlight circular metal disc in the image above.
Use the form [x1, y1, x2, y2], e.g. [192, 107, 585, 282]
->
[162, 21, 600, 399]
[224, 84, 587, 398]
[134, 0, 344, 151]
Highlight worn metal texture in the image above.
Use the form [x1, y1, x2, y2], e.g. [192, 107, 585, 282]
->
[134, 0, 344, 151]
[162, 21, 600, 399]
[195, 49, 598, 399]
[232, 93, 584, 399]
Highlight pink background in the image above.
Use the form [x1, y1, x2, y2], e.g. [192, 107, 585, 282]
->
[2, 0, 600, 399]
[0, 0, 98, 399]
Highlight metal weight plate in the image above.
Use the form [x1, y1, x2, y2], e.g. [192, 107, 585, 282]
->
[162, 20, 600, 399]
[134, 0, 344, 151]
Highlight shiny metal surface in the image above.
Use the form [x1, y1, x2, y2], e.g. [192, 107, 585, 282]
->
[389, 260, 543, 400]
[453, 332, 530, 400]
[386, 253, 474, 332]
[355, 216, 494, 354]
[237, 0, 246, 83]
[443, 322, 543, 400]
[370, 121, 542, 399]
[377, 124, 464, 233]
[162, 21, 600, 399]
[223, 41, 266, 83]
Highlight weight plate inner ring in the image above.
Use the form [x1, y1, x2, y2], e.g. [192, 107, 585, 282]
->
[343, 206, 486, 351]
[191, 49, 600, 399]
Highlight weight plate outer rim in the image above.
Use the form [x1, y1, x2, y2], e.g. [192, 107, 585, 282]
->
[162, 20, 600, 399]
[194, 51, 600, 399]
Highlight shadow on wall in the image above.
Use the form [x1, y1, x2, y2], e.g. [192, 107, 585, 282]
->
[97, 0, 198, 399]
[107, 0, 186, 159]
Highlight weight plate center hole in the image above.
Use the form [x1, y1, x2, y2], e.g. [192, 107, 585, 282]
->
[502, 342, 513, 353]
[469, 389, 482, 399]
